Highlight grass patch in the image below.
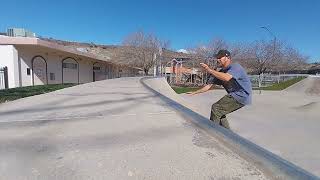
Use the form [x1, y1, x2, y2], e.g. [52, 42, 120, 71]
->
[259, 76, 306, 91]
[0, 84, 76, 103]
[171, 86, 201, 94]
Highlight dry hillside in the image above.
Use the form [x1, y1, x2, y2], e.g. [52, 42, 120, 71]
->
[40, 37, 197, 67]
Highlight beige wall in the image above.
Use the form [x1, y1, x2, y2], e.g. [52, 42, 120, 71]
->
[47, 54, 62, 84]
[78, 58, 93, 83]
[17, 46, 49, 86]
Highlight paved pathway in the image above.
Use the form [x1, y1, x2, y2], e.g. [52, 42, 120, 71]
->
[0, 77, 267, 180]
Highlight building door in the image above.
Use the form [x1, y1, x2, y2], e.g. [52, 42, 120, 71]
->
[93, 62, 105, 81]
[62, 58, 79, 84]
[32, 56, 47, 86]
[105, 64, 112, 79]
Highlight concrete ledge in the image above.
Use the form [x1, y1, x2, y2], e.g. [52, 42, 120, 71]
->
[141, 77, 319, 180]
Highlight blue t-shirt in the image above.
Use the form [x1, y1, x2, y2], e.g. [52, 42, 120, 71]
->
[207, 63, 252, 105]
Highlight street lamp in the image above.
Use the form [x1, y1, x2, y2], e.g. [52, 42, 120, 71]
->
[259, 26, 278, 88]
[260, 26, 276, 40]
[260, 26, 277, 55]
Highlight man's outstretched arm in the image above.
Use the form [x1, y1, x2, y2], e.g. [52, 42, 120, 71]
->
[200, 63, 232, 82]
[186, 84, 213, 95]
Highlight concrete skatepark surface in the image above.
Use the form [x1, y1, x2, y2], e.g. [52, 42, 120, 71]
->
[0, 77, 269, 180]
[180, 76, 320, 177]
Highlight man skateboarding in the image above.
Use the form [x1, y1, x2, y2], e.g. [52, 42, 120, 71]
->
[187, 50, 252, 129]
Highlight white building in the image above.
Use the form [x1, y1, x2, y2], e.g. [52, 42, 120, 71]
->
[0, 36, 140, 89]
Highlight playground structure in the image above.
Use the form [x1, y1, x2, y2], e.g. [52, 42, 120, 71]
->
[156, 58, 207, 86]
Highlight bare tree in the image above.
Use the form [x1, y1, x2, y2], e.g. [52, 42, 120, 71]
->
[182, 38, 229, 84]
[278, 46, 308, 72]
[243, 40, 284, 73]
[241, 40, 308, 74]
[122, 31, 170, 75]
[237, 40, 285, 87]
[187, 38, 229, 68]
[195, 38, 228, 58]
[229, 42, 245, 60]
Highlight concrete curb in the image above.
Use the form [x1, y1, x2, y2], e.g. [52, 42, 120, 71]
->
[140, 77, 319, 180]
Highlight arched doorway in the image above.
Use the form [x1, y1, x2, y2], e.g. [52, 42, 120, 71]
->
[105, 64, 112, 79]
[32, 56, 48, 86]
[62, 57, 79, 84]
[93, 62, 105, 81]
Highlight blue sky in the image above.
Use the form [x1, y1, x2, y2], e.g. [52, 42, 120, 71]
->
[0, 0, 319, 62]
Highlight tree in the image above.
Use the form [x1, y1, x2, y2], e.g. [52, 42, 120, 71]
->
[187, 38, 229, 69]
[242, 40, 282, 74]
[237, 40, 284, 87]
[279, 46, 308, 72]
[122, 31, 170, 75]
[241, 40, 308, 74]
[182, 38, 230, 84]
[237, 39, 309, 87]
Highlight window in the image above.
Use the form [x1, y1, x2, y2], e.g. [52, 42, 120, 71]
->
[27, 68, 30, 75]
[63, 63, 77, 69]
[50, 73, 55, 80]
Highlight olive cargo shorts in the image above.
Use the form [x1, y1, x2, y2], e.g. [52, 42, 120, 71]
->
[210, 95, 244, 129]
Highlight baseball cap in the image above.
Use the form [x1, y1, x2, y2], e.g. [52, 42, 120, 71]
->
[215, 50, 231, 59]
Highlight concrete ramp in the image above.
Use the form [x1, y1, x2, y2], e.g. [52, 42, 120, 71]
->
[285, 76, 320, 95]
[294, 101, 320, 112]
[142, 77, 319, 180]
[142, 77, 205, 114]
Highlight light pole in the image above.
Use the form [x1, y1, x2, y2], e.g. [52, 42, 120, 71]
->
[260, 26, 277, 88]
[260, 26, 276, 41]
[260, 26, 277, 58]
